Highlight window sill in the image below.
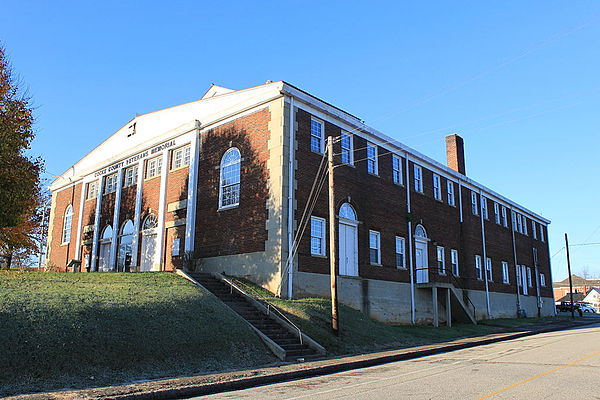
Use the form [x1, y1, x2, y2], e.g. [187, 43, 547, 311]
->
[370, 262, 382, 267]
[218, 204, 239, 212]
[310, 149, 325, 156]
[144, 175, 161, 182]
[341, 162, 355, 168]
[169, 165, 190, 173]
[367, 172, 379, 177]
[60, 241, 70, 246]
[311, 254, 328, 259]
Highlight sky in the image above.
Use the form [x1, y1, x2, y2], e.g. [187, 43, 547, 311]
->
[2, 1, 599, 281]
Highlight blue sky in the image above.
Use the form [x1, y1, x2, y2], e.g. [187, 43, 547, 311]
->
[2, 1, 599, 280]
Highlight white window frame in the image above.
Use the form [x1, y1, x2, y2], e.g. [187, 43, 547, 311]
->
[395, 236, 406, 269]
[218, 147, 242, 209]
[310, 216, 326, 256]
[527, 266, 532, 287]
[494, 202, 500, 224]
[475, 255, 483, 280]
[540, 273, 546, 287]
[451, 249, 459, 276]
[123, 165, 138, 187]
[367, 142, 378, 175]
[540, 225, 545, 242]
[369, 230, 381, 265]
[447, 181, 455, 206]
[62, 204, 73, 244]
[340, 131, 354, 165]
[523, 216, 528, 235]
[392, 155, 403, 185]
[471, 191, 478, 215]
[310, 117, 324, 154]
[516, 264, 522, 287]
[437, 246, 446, 274]
[511, 211, 517, 231]
[532, 221, 537, 239]
[86, 181, 98, 200]
[485, 257, 493, 281]
[105, 173, 118, 194]
[171, 145, 191, 170]
[433, 174, 442, 201]
[517, 214, 523, 234]
[502, 206, 508, 227]
[146, 156, 163, 179]
[481, 197, 488, 220]
[501, 261, 509, 284]
[414, 165, 423, 193]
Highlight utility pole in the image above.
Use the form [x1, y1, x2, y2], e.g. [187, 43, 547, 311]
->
[565, 233, 574, 319]
[327, 136, 339, 334]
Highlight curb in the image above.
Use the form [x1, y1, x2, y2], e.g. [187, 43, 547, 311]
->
[14, 319, 599, 400]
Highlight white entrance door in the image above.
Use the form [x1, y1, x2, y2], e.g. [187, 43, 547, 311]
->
[338, 222, 358, 276]
[415, 241, 429, 283]
[99, 242, 111, 272]
[140, 234, 157, 272]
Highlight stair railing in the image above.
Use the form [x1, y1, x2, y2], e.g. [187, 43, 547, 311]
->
[220, 275, 303, 345]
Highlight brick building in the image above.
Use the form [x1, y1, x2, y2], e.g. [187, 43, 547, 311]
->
[47, 81, 555, 324]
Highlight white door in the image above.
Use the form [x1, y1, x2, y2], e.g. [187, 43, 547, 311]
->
[415, 241, 429, 283]
[99, 242, 111, 272]
[338, 222, 358, 276]
[140, 234, 157, 272]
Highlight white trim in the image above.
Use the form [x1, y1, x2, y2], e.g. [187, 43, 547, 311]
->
[433, 174, 442, 201]
[90, 176, 104, 272]
[109, 168, 124, 271]
[74, 183, 86, 260]
[310, 117, 325, 154]
[130, 156, 145, 267]
[185, 128, 200, 253]
[413, 164, 423, 193]
[310, 216, 326, 256]
[450, 249, 459, 276]
[369, 230, 381, 265]
[340, 130, 354, 166]
[154, 149, 170, 270]
[366, 141, 379, 175]
[287, 97, 295, 299]
[392, 154, 403, 185]
[395, 236, 406, 269]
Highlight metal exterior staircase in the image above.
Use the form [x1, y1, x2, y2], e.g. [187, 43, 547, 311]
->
[185, 272, 324, 362]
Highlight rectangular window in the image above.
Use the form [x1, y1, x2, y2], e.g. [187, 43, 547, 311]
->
[367, 142, 378, 175]
[494, 202, 500, 224]
[146, 156, 163, 179]
[540, 225, 545, 242]
[523, 216, 528, 235]
[437, 246, 445, 274]
[123, 165, 138, 187]
[86, 181, 98, 200]
[369, 230, 381, 265]
[433, 174, 442, 201]
[414, 165, 423, 193]
[340, 131, 353, 165]
[502, 206, 508, 227]
[395, 236, 406, 269]
[516, 265, 522, 287]
[171, 146, 191, 170]
[447, 181, 455, 206]
[105, 173, 118, 194]
[310, 118, 324, 153]
[310, 217, 326, 256]
[481, 197, 488, 220]
[392, 155, 403, 185]
[471, 191, 478, 215]
[485, 257, 493, 281]
[527, 267, 532, 287]
[511, 211, 517, 231]
[502, 261, 509, 284]
[532, 221, 537, 239]
[540, 273, 546, 287]
[451, 249, 459, 276]
[475, 255, 483, 280]
[517, 214, 523, 233]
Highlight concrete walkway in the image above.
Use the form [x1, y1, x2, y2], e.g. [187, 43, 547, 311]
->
[11, 317, 599, 400]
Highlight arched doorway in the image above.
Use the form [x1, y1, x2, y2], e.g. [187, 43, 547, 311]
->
[414, 224, 429, 283]
[338, 203, 358, 276]
[117, 220, 134, 272]
[140, 214, 158, 272]
[98, 225, 113, 272]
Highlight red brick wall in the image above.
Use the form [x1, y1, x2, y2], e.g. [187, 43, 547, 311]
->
[293, 107, 552, 298]
[194, 108, 271, 257]
[48, 183, 83, 271]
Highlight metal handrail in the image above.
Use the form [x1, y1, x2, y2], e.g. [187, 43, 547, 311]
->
[414, 267, 477, 317]
[220, 275, 304, 345]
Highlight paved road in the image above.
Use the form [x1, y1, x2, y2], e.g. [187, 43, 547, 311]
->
[200, 323, 600, 399]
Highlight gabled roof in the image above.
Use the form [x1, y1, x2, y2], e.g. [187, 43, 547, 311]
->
[556, 293, 586, 303]
[554, 275, 600, 287]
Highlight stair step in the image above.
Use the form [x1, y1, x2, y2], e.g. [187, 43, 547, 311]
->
[280, 343, 309, 350]
[274, 338, 302, 345]
[286, 348, 317, 357]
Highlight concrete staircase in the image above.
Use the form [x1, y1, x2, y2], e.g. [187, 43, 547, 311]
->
[187, 272, 323, 362]
[417, 282, 477, 326]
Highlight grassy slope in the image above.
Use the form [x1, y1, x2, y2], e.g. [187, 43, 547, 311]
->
[232, 277, 565, 356]
[0, 271, 274, 396]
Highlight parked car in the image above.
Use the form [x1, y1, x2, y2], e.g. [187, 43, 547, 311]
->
[576, 303, 597, 313]
[556, 302, 583, 316]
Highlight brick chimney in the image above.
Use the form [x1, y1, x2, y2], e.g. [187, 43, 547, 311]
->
[446, 134, 466, 175]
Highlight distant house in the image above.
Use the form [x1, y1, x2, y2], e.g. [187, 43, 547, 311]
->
[555, 292, 586, 303]
[583, 288, 600, 311]
[553, 274, 600, 299]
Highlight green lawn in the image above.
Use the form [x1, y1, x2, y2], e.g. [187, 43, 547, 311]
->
[0, 271, 274, 397]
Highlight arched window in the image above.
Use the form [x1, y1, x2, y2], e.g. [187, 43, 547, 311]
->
[142, 213, 158, 232]
[339, 203, 357, 221]
[414, 224, 428, 239]
[101, 225, 113, 241]
[120, 220, 134, 236]
[219, 148, 241, 209]
[62, 205, 73, 243]
[118, 220, 134, 272]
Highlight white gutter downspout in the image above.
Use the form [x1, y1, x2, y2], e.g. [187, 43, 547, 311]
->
[287, 96, 295, 300]
[510, 207, 521, 314]
[406, 152, 415, 324]
[479, 190, 491, 318]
